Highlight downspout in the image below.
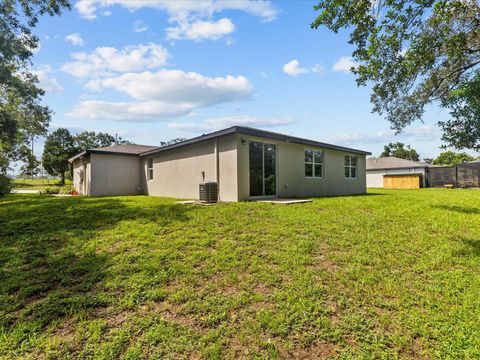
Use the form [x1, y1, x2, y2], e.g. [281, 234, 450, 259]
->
[215, 138, 220, 201]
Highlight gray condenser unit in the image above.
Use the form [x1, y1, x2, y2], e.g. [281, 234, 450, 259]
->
[199, 182, 218, 203]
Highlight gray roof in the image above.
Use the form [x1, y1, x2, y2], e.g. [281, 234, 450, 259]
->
[90, 144, 159, 154]
[70, 126, 371, 162]
[367, 157, 432, 170]
[69, 143, 159, 162]
[140, 126, 371, 157]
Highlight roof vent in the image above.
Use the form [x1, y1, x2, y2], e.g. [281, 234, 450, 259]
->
[199, 182, 218, 203]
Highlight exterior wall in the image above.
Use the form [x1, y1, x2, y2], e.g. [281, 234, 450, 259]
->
[142, 134, 238, 201]
[217, 135, 238, 201]
[89, 153, 141, 196]
[72, 157, 91, 195]
[367, 168, 426, 188]
[383, 174, 421, 189]
[237, 134, 367, 201]
[366, 169, 386, 188]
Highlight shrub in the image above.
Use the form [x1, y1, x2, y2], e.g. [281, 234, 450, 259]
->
[41, 186, 60, 194]
[60, 184, 76, 194]
[0, 174, 12, 196]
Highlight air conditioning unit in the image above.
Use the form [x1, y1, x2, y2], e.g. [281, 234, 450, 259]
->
[199, 182, 218, 203]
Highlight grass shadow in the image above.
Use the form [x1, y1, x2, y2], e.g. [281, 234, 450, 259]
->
[433, 205, 480, 215]
[453, 238, 480, 258]
[0, 194, 192, 334]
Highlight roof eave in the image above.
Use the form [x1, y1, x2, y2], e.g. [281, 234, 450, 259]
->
[140, 126, 371, 157]
[69, 150, 88, 162]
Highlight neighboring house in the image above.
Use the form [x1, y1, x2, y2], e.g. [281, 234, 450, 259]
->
[366, 157, 433, 188]
[70, 126, 371, 201]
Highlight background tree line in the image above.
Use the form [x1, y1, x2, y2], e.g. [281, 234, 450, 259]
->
[379, 142, 477, 166]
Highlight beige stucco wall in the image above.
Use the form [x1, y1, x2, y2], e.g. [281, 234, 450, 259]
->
[142, 134, 238, 201]
[89, 153, 141, 196]
[72, 157, 91, 195]
[237, 134, 367, 200]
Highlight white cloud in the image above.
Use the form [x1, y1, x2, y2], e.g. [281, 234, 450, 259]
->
[75, 0, 278, 21]
[134, 21, 148, 33]
[282, 59, 323, 76]
[65, 33, 84, 46]
[32, 65, 64, 93]
[61, 43, 169, 78]
[168, 115, 296, 132]
[70, 70, 253, 122]
[329, 124, 440, 145]
[75, 1, 277, 42]
[166, 18, 235, 41]
[85, 69, 253, 104]
[333, 56, 358, 73]
[68, 100, 192, 122]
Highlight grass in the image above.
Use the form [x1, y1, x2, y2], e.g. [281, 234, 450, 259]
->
[1, 189, 480, 359]
[12, 179, 72, 190]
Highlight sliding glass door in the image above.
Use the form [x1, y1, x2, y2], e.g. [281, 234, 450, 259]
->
[249, 141, 276, 197]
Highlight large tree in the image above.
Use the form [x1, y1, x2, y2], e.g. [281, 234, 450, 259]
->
[380, 142, 420, 161]
[42, 128, 76, 185]
[312, 0, 480, 150]
[19, 146, 40, 179]
[433, 150, 475, 165]
[74, 131, 129, 151]
[0, 0, 70, 190]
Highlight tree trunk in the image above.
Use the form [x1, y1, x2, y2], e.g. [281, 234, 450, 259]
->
[60, 172, 65, 186]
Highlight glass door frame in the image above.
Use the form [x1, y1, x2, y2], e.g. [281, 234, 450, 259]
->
[248, 139, 278, 199]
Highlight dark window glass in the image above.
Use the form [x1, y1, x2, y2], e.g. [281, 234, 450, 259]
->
[305, 163, 313, 177]
[249, 141, 264, 197]
[351, 167, 356, 178]
[264, 144, 276, 196]
[314, 164, 322, 178]
[345, 167, 350, 178]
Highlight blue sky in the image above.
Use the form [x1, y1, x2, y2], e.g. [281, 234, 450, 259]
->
[28, 0, 457, 163]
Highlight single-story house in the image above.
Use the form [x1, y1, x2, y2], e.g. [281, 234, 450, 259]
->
[366, 157, 434, 188]
[70, 126, 371, 201]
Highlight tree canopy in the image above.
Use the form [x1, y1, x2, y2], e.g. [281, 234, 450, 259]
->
[433, 150, 475, 165]
[42, 128, 76, 185]
[159, 138, 187, 147]
[74, 131, 129, 151]
[312, 0, 480, 150]
[380, 142, 420, 161]
[0, 0, 70, 177]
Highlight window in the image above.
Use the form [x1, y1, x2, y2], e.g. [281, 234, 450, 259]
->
[147, 158, 153, 181]
[345, 155, 357, 179]
[305, 149, 324, 178]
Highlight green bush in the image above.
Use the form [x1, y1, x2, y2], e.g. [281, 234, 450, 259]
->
[0, 174, 12, 196]
[41, 186, 60, 194]
[60, 184, 76, 194]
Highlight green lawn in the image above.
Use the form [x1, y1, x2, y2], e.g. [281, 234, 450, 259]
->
[1, 189, 479, 359]
[12, 179, 73, 190]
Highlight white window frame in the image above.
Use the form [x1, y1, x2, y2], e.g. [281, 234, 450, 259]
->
[345, 155, 358, 179]
[305, 149, 324, 179]
[147, 158, 154, 181]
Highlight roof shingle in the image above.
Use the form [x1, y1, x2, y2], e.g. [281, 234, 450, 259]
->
[367, 157, 432, 170]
